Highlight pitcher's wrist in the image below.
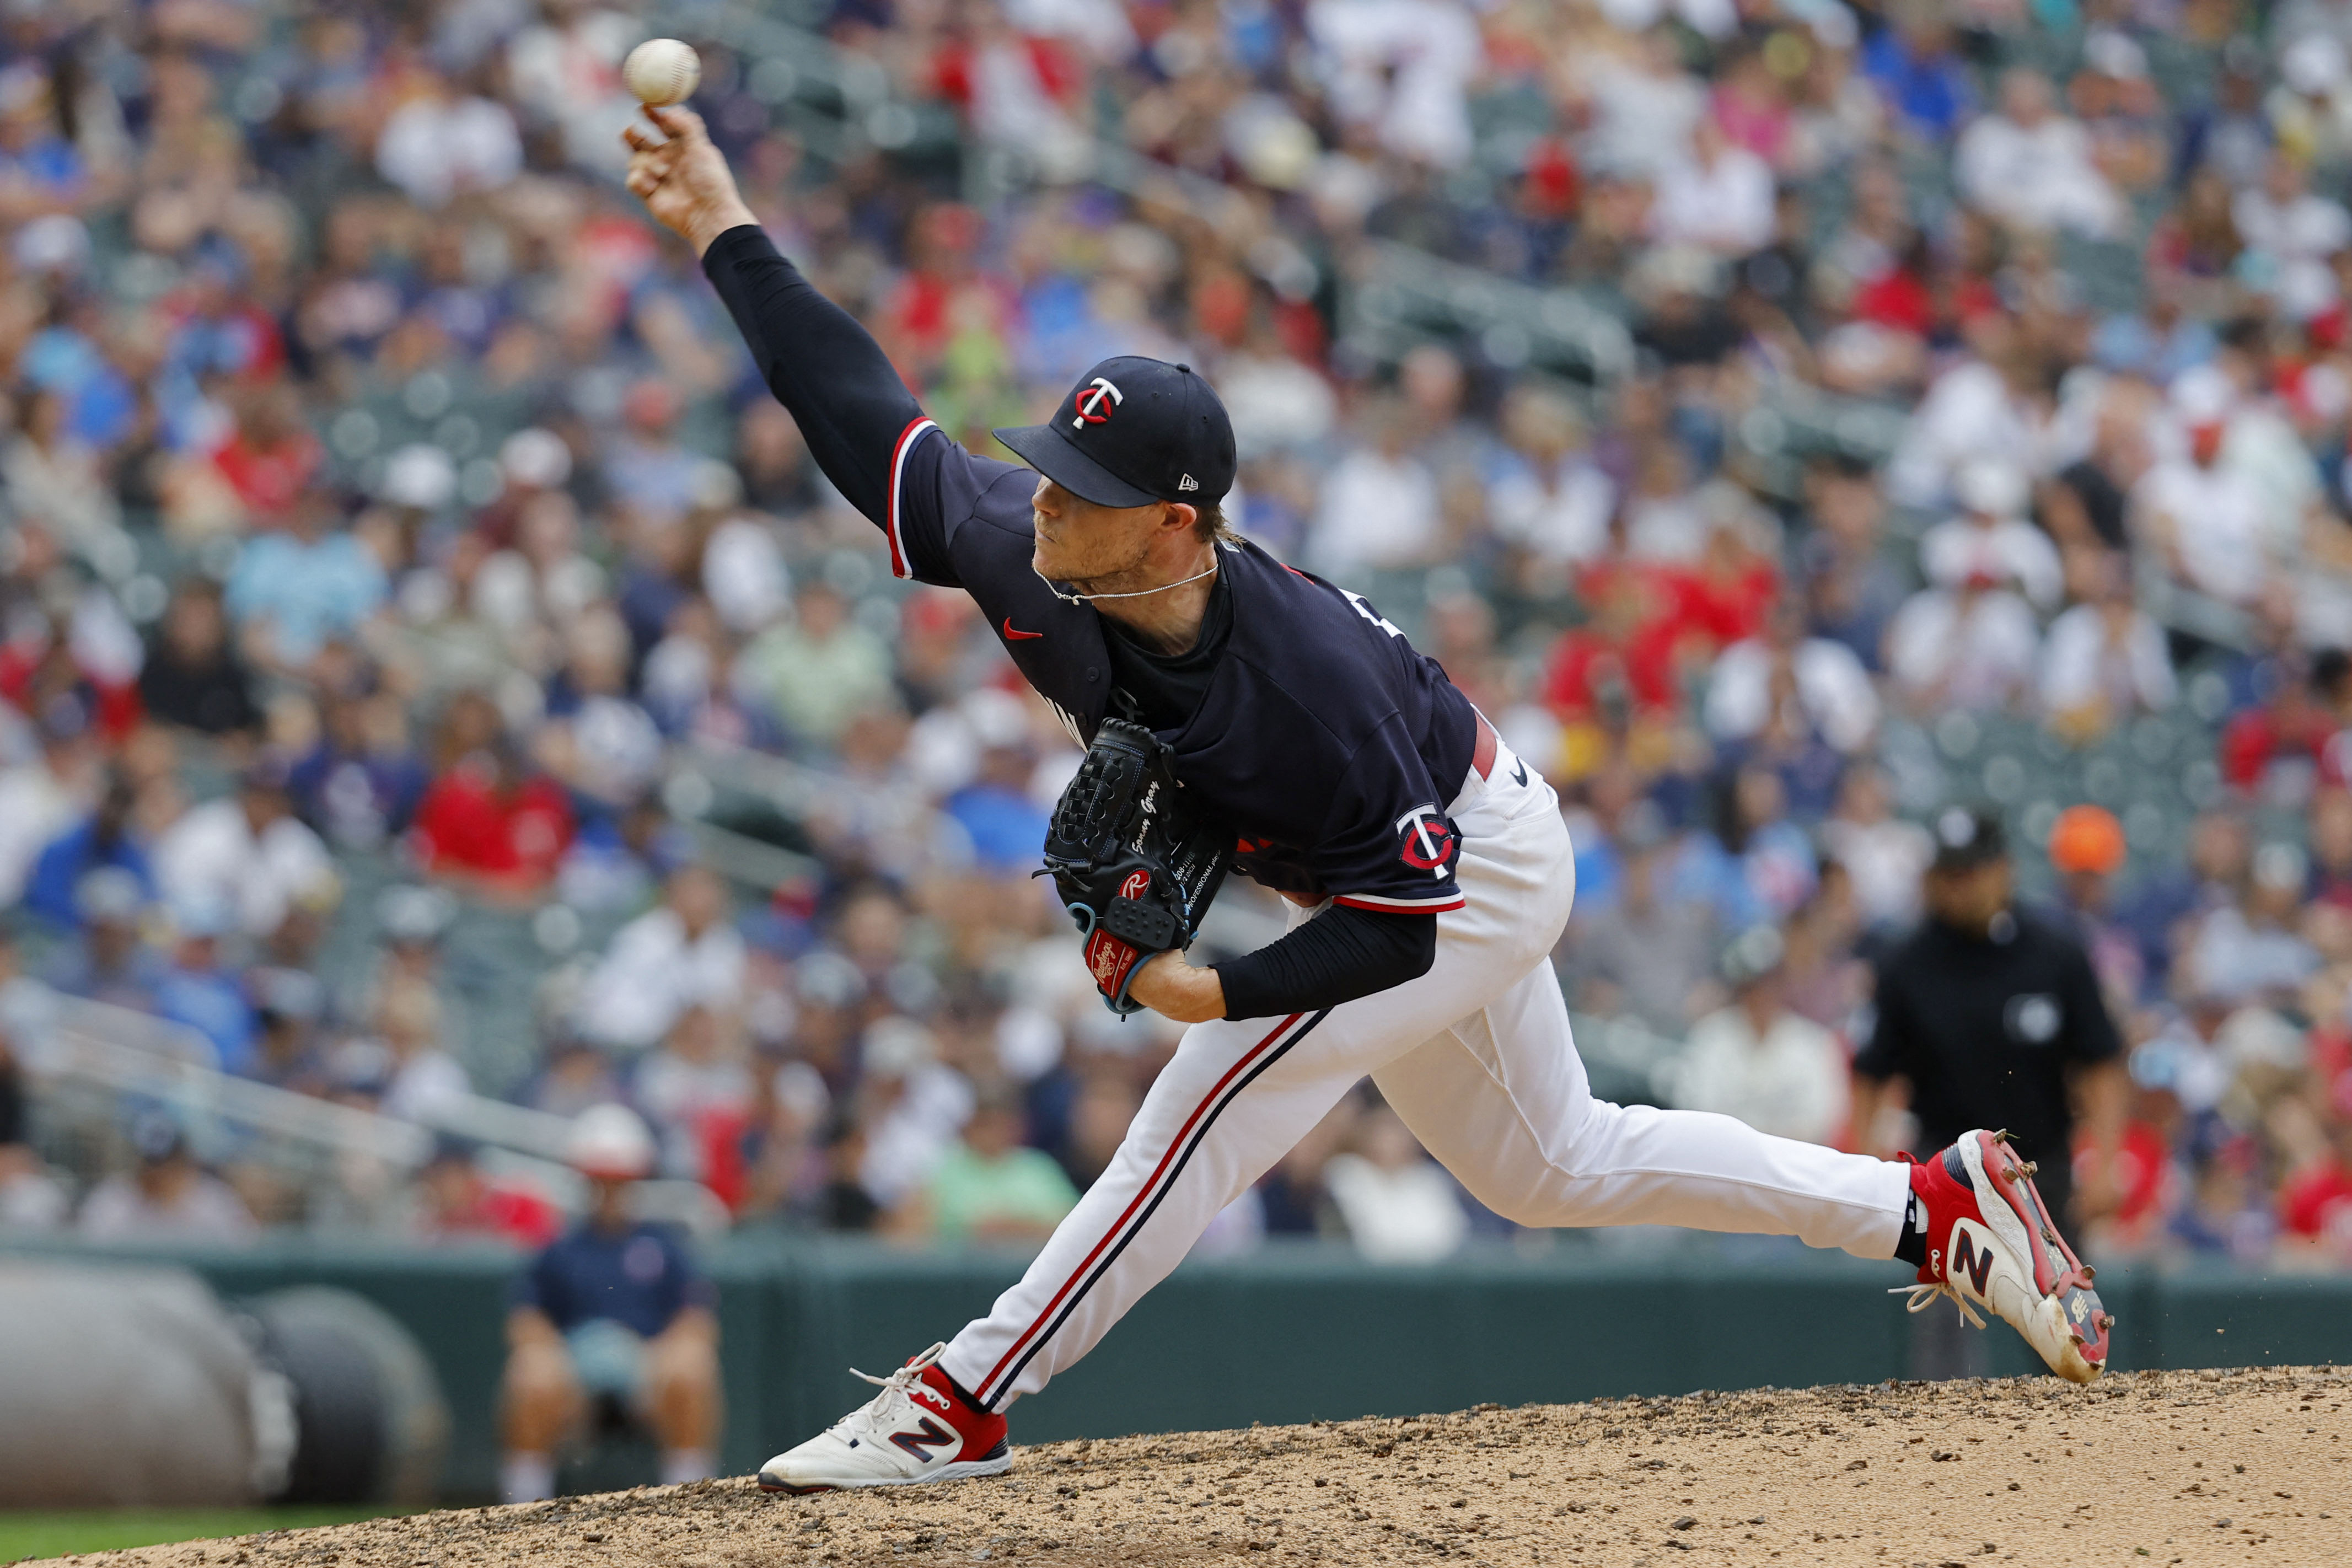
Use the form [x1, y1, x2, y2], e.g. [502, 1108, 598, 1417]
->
[686, 202, 760, 257]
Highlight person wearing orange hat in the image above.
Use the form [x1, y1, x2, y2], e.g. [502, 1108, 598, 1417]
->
[2050, 803, 2125, 879]
[2042, 804, 2142, 1005]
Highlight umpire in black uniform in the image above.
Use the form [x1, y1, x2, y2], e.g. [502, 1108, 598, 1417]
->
[1851, 807, 2129, 1233]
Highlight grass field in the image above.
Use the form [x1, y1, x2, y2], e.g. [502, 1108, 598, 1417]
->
[0, 1507, 419, 1562]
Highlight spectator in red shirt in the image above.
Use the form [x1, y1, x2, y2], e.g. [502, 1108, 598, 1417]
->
[1671, 508, 1781, 651]
[207, 378, 322, 528]
[410, 691, 573, 900]
[2071, 1110, 2174, 1253]
[1544, 562, 1689, 721]
[2279, 1116, 2352, 1260]
[413, 1136, 563, 1249]
[2219, 651, 2348, 800]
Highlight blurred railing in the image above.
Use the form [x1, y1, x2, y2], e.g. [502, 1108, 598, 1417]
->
[23, 994, 728, 1234]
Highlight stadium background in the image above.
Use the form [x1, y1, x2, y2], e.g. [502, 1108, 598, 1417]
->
[3, 0, 2352, 1515]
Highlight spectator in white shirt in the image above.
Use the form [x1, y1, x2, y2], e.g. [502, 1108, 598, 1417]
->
[76, 1111, 257, 1244]
[633, 1005, 756, 1183]
[1955, 67, 2125, 238]
[1582, 28, 1707, 178]
[2187, 844, 2321, 1009]
[152, 760, 339, 942]
[538, 608, 665, 809]
[1671, 926, 1849, 1147]
[1650, 116, 1778, 255]
[855, 1016, 975, 1210]
[1884, 329, 2055, 511]
[1886, 579, 2042, 713]
[1217, 325, 1339, 458]
[1920, 457, 2064, 612]
[1307, 0, 1485, 168]
[377, 979, 473, 1126]
[1489, 386, 1617, 583]
[2232, 152, 2352, 321]
[1621, 440, 1709, 562]
[375, 81, 523, 209]
[2040, 553, 2177, 731]
[2131, 375, 2275, 606]
[1322, 1099, 1468, 1263]
[1307, 399, 1442, 575]
[1818, 766, 1933, 932]
[577, 865, 747, 1052]
[1705, 598, 1881, 755]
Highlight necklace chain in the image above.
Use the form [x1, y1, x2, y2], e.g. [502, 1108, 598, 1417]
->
[1033, 561, 1218, 604]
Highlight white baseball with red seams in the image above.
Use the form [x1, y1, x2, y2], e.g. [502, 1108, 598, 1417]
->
[622, 39, 700, 107]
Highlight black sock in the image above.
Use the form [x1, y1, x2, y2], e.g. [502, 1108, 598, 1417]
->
[1891, 1190, 1928, 1269]
[941, 1367, 988, 1414]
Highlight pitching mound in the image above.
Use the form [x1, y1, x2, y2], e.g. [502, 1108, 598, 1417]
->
[69, 1367, 2348, 1567]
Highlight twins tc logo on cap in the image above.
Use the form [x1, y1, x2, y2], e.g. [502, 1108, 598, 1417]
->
[1072, 376, 1123, 429]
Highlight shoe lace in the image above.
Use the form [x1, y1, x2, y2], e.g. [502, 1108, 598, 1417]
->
[837, 1342, 958, 1434]
[1892, 1281, 1986, 1330]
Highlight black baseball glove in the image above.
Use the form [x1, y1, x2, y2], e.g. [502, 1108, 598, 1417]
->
[1041, 719, 1232, 1014]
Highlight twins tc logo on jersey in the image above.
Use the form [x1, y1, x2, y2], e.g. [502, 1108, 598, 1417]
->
[1394, 804, 1457, 876]
[1071, 375, 1123, 429]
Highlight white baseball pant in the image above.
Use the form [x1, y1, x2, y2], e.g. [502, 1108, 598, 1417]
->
[939, 738, 1914, 1410]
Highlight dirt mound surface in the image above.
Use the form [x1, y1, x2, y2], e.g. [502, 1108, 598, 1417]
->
[70, 1367, 2348, 1567]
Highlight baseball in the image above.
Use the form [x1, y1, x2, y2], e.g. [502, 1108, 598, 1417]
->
[622, 38, 700, 107]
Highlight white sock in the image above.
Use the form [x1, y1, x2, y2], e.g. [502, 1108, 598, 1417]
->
[501, 1451, 556, 1503]
[660, 1448, 715, 1486]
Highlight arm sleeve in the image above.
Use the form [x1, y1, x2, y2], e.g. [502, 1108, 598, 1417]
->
[700, 225, 947, 579]
[1212, 905, 1437, 1021]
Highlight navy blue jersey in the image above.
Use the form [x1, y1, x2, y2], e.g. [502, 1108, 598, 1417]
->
[512, 1218, 713, 1337]
[885, 423, 1480, 912]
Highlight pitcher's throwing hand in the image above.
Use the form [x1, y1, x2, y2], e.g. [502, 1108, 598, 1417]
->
[621, 106, 758, 257]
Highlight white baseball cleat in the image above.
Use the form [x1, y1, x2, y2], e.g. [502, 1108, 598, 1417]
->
[758, 1343, 1011, 1495]
[1897, 1129, 2113, 1383]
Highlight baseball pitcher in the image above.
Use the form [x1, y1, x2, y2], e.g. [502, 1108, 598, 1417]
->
[621, 105, 2112, 1496]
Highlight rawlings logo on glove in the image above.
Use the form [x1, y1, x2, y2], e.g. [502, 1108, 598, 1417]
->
[1042, 721, 1231, 1014]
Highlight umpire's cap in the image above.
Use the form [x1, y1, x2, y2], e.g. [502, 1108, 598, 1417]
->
[995, 356, 1237, 512]
[1929, 805, 2007, 872]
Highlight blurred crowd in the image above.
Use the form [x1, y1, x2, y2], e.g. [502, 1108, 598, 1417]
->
[0, 0, 2349, 1271]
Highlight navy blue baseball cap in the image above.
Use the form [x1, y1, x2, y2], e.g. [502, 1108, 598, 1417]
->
[995, 356, 1237, 511]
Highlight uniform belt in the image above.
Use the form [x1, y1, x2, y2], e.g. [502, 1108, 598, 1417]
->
[1472, 712, 1499, 781]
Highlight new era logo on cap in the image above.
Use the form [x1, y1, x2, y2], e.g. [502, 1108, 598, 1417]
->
[996, 357, 1237, 512]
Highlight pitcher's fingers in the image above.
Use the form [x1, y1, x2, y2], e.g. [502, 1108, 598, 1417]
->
[622, 122, 664, 154]
[625, 159, 663, 198]
[645, 104, 707, 142]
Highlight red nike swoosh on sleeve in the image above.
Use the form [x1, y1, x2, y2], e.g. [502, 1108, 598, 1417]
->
[1003, 619, 1045, 641]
